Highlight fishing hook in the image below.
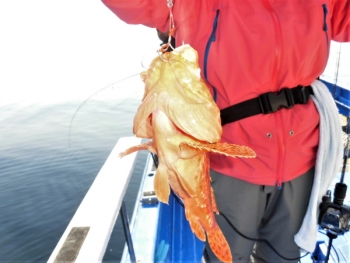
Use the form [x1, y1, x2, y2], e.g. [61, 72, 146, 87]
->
[157, 0, 175, 62]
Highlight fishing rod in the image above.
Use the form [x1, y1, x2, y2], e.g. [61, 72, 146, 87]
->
[317, 42, 350, 263]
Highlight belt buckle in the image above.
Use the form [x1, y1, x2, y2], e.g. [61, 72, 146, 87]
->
[297, 85, 310, 104]
[258, 88, 295, 114]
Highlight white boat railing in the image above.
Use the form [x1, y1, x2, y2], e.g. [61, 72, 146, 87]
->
[47, 136, 142, 263]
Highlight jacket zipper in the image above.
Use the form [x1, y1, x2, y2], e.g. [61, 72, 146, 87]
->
[203, 10, 220, 102]
[261, 0, 282, 90]
[261, 0, 284, 189]
[322, 4, 330, 56]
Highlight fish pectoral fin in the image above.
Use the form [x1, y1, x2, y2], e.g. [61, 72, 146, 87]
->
[207, 224, 232, 263]
[154, 163, 170, 204]
[180, 142, 256, 158]
[119, 141, 156, 158]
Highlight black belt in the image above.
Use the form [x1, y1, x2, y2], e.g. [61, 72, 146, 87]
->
[220, 85, 313, 125]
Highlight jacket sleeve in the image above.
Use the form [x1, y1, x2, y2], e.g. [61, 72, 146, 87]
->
[331, 0, 350, 41]
[101, 0, 169, 31]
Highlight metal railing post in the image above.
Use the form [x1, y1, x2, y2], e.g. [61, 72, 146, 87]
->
[120, 200, 136, 263]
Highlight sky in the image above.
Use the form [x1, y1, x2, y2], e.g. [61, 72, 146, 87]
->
[0, 0, 161, 105]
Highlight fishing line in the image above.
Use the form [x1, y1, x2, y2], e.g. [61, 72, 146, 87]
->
[317, 230, 340, 263]
[332, 43, 342, 96]
[218, 212, 310, 261]
[141, 50, 158, 70]
[331, 245, 340, 263]
[68, 47, 161, 148]
[68, 72, 142, 148]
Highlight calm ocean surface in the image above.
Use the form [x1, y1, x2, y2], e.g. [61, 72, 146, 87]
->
[0, 41, 349, 263]
[0, 76, 148, 262]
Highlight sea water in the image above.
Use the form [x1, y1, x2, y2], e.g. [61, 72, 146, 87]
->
[0, 77, 149, 262]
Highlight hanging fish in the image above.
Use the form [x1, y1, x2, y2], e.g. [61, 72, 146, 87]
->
[120, 44, 256, 263]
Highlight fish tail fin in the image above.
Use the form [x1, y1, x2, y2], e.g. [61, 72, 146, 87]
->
[119, 141, 156, 158]
[154, 163, 170, 204]
[207, 225, 232, 263]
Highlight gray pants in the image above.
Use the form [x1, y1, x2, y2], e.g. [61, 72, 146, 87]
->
[204, 168, 314, 263]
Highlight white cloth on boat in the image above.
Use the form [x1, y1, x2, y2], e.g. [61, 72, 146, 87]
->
[294, 79, 343, 252]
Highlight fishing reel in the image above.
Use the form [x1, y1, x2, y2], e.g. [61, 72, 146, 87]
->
[318, 118, 350, 234]
[315, 183, 350, 263]
[318, 183, 350, 234]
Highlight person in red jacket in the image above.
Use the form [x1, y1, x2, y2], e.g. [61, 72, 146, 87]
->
[101, 0, 350, 262]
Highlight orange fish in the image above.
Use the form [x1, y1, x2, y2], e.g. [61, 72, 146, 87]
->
[120, 45, 256, 263]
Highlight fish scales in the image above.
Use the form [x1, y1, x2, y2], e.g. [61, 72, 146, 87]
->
[120, 44, 256, 263]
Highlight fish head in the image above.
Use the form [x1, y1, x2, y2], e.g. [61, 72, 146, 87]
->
[134, 44, 222, 143]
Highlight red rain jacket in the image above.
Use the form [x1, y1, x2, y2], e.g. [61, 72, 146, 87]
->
[102, 0, 350, 186]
